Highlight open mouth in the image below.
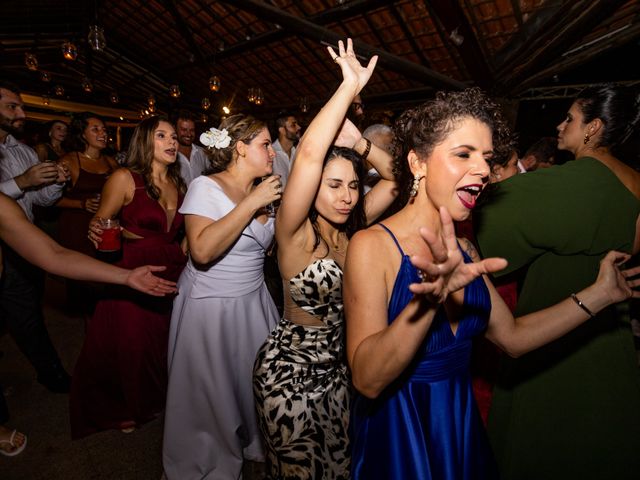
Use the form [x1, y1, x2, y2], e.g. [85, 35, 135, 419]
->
[456, 184, 483, 209]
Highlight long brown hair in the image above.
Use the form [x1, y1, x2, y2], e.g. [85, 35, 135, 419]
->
[127, 116, 186, 199]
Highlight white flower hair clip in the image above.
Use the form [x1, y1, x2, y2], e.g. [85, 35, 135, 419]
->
[200, 127, 232, 149]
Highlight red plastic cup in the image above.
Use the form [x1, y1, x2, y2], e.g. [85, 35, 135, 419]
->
[97, 218, 121, 252]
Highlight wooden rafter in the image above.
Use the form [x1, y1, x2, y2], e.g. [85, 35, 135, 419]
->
[218, 0, 467, 90]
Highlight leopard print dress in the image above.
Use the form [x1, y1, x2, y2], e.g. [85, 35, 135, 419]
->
[253, 258, 351, 479]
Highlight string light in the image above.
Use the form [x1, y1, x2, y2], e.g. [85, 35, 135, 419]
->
[61, 41, 78, 61]
[209, 75, 221, 92]
[169, 84, 181, 98]
[25, 53, 38, 71]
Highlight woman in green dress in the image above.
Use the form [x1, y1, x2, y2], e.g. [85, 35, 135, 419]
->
[475, 84, 640, 480]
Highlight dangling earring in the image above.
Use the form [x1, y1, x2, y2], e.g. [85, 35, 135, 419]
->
[409, 174, 424, 197]
[583, 133, 590, 144]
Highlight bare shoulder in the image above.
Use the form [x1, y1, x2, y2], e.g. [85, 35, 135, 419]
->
[108, 167, 134, 184]
[348, 225, 391, 256]
[458, 236, 481, 262]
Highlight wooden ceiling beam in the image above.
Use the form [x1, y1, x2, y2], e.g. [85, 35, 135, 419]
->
[495, 0, 627, 82]
[511, 22, 640, 94]
[425, 0, 494, 89]
[168, 0, 391, 74]
[217, 0, 466, 90]
[161, 0, 210, 72]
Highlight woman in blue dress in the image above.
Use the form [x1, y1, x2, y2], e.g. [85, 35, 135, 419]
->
[343, 89, 640, 480]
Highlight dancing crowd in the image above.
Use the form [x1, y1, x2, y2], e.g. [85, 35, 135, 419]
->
[1, 38, 639, 480]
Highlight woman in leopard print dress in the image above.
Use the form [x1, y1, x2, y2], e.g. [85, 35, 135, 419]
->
[253, 39, 397, 479]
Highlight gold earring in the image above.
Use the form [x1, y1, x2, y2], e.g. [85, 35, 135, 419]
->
[583, 133, 590, 144]
[409, 174, 424, 197]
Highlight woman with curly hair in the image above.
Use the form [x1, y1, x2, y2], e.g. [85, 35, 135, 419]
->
[70, 116, 187, 438]
[344, 88, 639, 479]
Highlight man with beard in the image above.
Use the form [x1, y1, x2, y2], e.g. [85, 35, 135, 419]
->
[271, 111, 301, 188]
[174, 110, 209, 185]
[0, 81, 71, 394]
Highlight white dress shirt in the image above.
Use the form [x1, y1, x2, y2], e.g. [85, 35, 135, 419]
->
[0, 135, 64, 222]
[178, 143, 211, 187]
[271, 139, 296, 188]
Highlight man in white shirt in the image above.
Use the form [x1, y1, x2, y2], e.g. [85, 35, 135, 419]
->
[175, 111, 210, 186]
[271, 112, 301, 188]
[0, 81, 71, 393]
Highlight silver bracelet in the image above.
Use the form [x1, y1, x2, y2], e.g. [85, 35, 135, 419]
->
[571, 293, 595, 318]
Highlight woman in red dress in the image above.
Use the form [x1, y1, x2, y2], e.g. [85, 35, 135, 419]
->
[70, 116, 187, 438]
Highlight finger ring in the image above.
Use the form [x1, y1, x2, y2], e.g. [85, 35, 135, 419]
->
[333, 56, 339, 63]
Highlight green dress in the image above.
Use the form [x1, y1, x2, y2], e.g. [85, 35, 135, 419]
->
[475, 157, 640, 480]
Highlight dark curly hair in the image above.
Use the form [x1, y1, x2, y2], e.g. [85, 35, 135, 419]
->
[64, 112, 106, 153]
[309, 147, 367, 254]
[393, 88, 514, 205]
[127, 116, 186, 199]
[575, 83, 640, 153]
[206, 114, 266, 174]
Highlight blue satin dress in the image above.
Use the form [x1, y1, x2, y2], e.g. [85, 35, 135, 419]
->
[350, 225, 498, 480]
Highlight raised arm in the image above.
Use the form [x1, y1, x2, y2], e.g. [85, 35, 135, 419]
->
[333, 118, 397, 224]
[276, 38, 378, 243]
[484, 249, 639, 357]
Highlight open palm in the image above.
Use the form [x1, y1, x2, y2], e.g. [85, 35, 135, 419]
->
[327, 38, 377, 94]
[409, 207, 507, 303]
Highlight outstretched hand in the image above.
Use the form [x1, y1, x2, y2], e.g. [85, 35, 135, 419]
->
[126, 265, 177, 297]
[408, 207, 507, 303]
[327, 38, 378, 94]
[595, 251, 640, 304]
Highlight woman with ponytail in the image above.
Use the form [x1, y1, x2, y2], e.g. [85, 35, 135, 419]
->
[475, 83, 640, 479]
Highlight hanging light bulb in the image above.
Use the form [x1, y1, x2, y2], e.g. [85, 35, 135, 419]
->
[81, 78, 93, 93]
[222, 105, 230, 114]
[299, 96, 309, 113]
[169, 84, 181, 98]
[147, 94, 156, 106]
[209, 75, 221, 92]
[148, 103, 156, 113]
[87, 25, 106, 51]
[42, 95, 51, 106]
[109, 91, 119, 104]
[247, 88, 255, 103]
[54, 85, 65, 96]
[40, 71, 51, 82]
[201, 97, 211, 111]
[254, 88, 264, 106]
[200, 113, 208, 123]
[61, 41, 78, 61]
[25, 53, 38, 71]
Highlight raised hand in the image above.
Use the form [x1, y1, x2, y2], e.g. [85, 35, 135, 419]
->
[595, 251, 640, 304]
[125, 265, 177, 296]
[408, 206, 507, 303]
[327, 38, 378, 94]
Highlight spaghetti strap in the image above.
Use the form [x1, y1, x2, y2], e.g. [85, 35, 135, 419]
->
[378, 223, 405, 256]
